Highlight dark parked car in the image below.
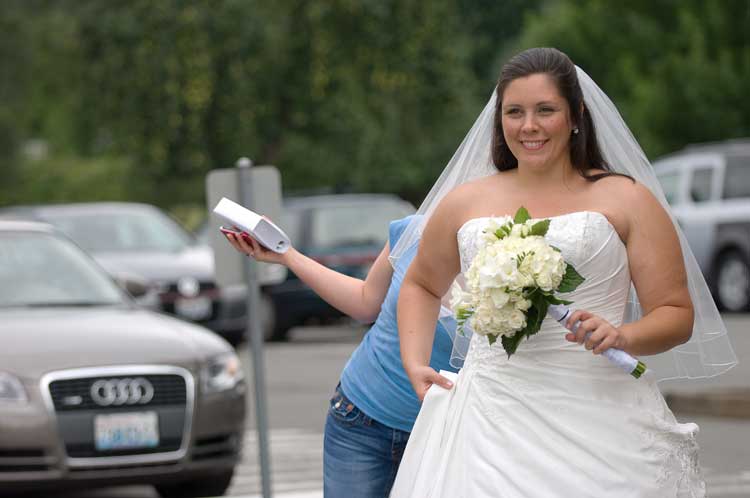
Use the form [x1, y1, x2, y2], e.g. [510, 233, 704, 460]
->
[0, 220, 245, 497]
[0, 202, 247, 344]
[654, 139, 750, 311]
[263, 194, 415, 340]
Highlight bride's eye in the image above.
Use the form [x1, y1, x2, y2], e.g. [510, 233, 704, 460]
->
[504, 108, 522, 117]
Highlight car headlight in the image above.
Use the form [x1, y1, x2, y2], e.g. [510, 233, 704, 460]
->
[202, 352, 244, 393]
[0, 372, 28, 403]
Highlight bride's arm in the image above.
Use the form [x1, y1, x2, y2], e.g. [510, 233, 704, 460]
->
[398, 192, 464, 399]
[618, 182, 694, 355]
[568, 181, 694, 357]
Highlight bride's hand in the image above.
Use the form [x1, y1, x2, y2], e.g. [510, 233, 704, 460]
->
[406, 365, 454, 402]
[223, 229, 289, 265]
[564, 310, 631, 355]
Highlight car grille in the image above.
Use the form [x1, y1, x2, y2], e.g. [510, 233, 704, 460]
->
[46, 370, 192, 461]
[49, 375, 186, 411]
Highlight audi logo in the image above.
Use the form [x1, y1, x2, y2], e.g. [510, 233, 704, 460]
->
[90, 377, 154, 406]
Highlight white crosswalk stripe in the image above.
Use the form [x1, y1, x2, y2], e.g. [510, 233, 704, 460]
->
[226, 429, 323, 497]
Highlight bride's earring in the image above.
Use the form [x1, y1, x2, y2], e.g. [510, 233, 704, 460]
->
[572, 127, 579, 135]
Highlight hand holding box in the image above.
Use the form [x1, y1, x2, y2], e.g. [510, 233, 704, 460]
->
[213, 197, 291, 254]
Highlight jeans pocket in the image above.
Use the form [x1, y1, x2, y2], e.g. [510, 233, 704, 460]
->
[328, 385, 362, 425]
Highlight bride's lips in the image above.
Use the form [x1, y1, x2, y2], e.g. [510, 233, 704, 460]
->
[520, 139, 548, 151]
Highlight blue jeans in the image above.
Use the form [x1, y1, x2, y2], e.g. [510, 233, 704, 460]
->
[323, 384, 410, 498]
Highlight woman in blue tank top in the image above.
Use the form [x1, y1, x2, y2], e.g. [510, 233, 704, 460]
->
[224, 215, 457, 497]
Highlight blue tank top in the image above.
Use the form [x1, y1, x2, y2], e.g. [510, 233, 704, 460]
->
[340, 216, 458, 432]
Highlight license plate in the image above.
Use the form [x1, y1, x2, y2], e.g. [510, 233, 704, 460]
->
[94, 412, 159, 451]
[175, 296, 212, 320]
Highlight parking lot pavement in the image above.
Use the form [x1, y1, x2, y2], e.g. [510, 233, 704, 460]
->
[230, 423, 750, 498]
[226, 428, 322, 497]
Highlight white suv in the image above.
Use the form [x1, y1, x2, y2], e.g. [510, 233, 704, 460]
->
[653, 139, 750, 311]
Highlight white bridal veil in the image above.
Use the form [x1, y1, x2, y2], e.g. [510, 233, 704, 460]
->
[390, 65, 738, 381]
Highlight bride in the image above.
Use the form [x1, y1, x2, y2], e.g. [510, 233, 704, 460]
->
[388, 47, 737, 497]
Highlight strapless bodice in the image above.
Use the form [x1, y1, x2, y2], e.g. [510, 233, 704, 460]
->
[457, 211, 632, 376]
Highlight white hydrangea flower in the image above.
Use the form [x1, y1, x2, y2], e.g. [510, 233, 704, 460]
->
[517, 239, 566, 291]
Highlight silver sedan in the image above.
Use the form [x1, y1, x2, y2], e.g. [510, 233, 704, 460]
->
[0, 220, 246, 497]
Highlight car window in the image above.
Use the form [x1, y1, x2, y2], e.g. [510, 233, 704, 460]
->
[0, 232, 124, 307]
[689, 168, 714, 203]
[657, 172, 681, 205]
[722, 156, 750, 199]
[43, 210, 193, 253]
[310, 202, 412, 249]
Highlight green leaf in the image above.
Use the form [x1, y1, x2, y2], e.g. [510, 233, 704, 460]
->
[557, 264, 585, 293]
[528, 295, 549, 334]
[530, 219, 550, 236]
[487, 334, 498, 346]
[501, 332, 524, 357]
[500, 297, 550, 358]
[494, 229, 506, 240]
[514, 206, 531, 224]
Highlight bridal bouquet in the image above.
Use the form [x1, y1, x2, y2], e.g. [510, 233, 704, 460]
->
[452, 207, 584, 358]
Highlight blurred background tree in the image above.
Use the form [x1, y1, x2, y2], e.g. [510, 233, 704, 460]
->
[518, 0, 750, 156]
[0, 0, 747, 223]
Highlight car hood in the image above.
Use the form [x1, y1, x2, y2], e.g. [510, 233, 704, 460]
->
[0, 307, 232, 378]
[92, 245, 215, 282]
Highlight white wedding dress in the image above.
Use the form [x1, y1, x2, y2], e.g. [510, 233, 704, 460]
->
[390, 211, 705, 498]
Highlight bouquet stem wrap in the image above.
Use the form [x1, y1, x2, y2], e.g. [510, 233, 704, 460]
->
[547, 304, 647, 378]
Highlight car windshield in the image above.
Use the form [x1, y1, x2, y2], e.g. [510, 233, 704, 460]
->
[0, 231, 125, 307]
[43, 210, 193, 253]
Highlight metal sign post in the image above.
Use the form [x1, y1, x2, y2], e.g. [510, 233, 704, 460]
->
[236, 157, 273, 498]
[206, 157, 283, 498]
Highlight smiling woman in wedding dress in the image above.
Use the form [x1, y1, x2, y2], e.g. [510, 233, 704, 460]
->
[389, 47, 708, 498]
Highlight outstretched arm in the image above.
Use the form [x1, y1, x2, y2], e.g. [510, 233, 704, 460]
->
[224, 232, 392, 324]
[398, 192, 464, 399]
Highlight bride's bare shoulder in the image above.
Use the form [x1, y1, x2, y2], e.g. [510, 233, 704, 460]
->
[438, 173, 509, 209]
[589, 170, 670, 237]
[590, 170, 654, 202]
[429, 172, 507, 230]
[448, 171, 510, 196]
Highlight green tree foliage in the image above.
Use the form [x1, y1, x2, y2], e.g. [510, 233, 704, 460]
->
[9, 1, 744, 211]
[0, 2, 31, 193]
[518, 0, 750, 156]
[67, 0, 500, 205]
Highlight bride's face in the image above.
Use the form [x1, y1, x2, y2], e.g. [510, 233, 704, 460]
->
[501, 73, 575, 172]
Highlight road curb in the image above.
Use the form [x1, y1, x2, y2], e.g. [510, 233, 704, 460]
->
[665, 388, 750, 419]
